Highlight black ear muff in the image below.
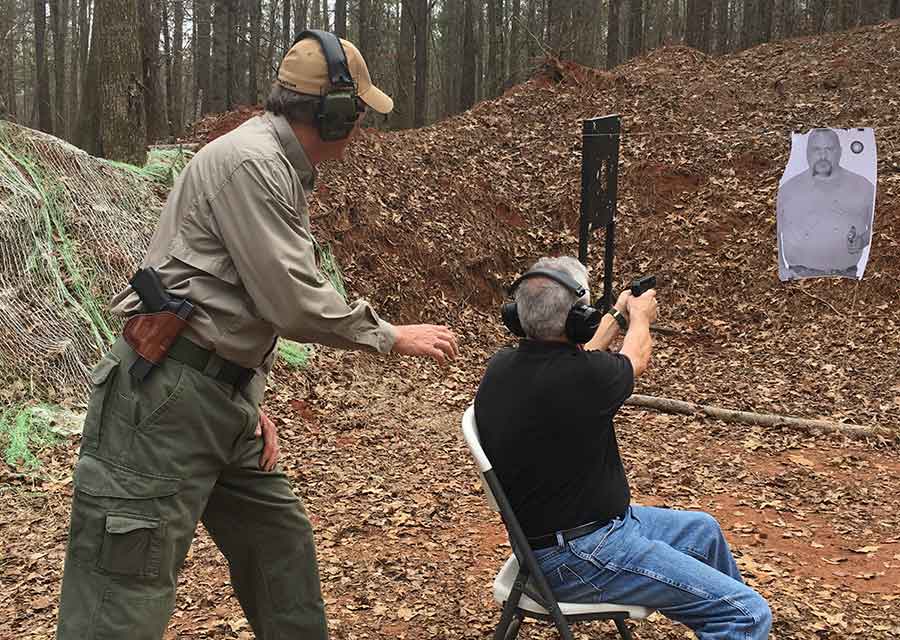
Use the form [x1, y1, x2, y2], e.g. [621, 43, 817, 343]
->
[565, 303, 602, 344]
[501, 301, 526, 337]
[501, 267, 599, 343]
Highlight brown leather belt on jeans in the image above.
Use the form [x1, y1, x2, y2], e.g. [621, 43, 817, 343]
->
[528, 519, 611, 550]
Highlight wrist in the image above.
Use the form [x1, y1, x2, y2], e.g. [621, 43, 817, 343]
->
[607, 307, 628, 332]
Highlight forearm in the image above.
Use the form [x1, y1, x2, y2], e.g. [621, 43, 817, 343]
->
[584, 313, 621, 351]
[619, 316, 652, 377]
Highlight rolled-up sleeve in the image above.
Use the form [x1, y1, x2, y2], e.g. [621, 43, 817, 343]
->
[211, 157, 396, 354]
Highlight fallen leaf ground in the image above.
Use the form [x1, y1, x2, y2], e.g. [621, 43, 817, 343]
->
[2, 325, 898, 639]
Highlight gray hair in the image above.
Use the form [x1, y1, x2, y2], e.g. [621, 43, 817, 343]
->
[264, 83, 321, 124]
[514, 256, 590, 341]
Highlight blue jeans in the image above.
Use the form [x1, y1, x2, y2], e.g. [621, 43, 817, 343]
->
[534, 506, 771, 640]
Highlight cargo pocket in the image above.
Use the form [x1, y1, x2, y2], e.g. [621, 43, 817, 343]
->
[101, 513, 164, 576]
[68, 453, 180, 578]
[81, 353, 121, 451]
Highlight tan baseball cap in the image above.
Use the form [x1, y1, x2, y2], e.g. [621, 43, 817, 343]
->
[277, 37, 393, 114]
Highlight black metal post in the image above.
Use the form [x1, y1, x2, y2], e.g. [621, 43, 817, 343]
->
[578, 115, 621, 312]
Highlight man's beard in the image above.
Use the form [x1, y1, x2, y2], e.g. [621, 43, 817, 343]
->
[812, 160, 833, 177]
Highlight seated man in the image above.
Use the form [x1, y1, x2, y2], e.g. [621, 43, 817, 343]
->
[475, 256, 771, 640]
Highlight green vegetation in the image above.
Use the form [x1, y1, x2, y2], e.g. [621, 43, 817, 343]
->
[106, 147, 195, 187]
[0, 404, 64, 471]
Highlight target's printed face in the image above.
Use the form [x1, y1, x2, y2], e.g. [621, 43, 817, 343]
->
[806, 131, 842, 177]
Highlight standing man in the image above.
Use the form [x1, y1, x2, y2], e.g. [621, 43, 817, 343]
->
[777, 128, 875, 280]
[56, 32, 457, 640]
[475, 256, 771, 639]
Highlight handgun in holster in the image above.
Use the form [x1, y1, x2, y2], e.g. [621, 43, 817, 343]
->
[123, 268, 194, 381]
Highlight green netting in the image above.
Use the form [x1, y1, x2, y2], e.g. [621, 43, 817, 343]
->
[0, 121, 186, 401]
[277, 340, 315, 369]
[0, 120, 345, 400]
[0, 403, 63, 470]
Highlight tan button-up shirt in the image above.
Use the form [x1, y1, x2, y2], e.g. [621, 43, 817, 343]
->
[110, 113, 396, 403]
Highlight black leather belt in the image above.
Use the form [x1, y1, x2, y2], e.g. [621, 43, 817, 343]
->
[167, 336, 255, 390]
[528, 519, 611, 550]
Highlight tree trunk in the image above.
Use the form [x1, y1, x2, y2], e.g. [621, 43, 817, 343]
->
[139, 0, 167, 143]
[714, 0, 729, 51]
[359, 0, 371, 60]
[460, 0, 475, 110]
[50, 0, 67, 137]
[248, 0, 260, 106]
[740, 0, 755, 48]
[687, 0, 713, 51]
[282, 0, 291, 52]
[393, 0, 414, 128]
[892, 0, 899, 19]
[475, 0, 483, 101]
[295, 0, 308, 30]
[1, 0, 16, 118]
[34, 0, 53, 132]
[93, 0, 146, 163]
[75, 0, 99, 151]
[759, 0, 773, 41]
[487, 0, 498, 95]
[607, 0, 621, 67]
[509, 0, 520, 84]
[653, 0, 667, 47]
[628, 0, 644, 58]
[163, 0, 172, 129]
[413, 0, 427, 126]
[525, 0, 537, 67]
[335, 0, 347, 37]
[210, 0, 228, 112]
[171, 0, 184, 134]
[195, 0, 211, 115]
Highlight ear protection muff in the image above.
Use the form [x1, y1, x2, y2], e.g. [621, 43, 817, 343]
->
[500, 268, 602, 344]
[292, 30, 360, 141]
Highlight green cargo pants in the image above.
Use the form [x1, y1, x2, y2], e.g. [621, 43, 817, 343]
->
[56, 338, 328, 639]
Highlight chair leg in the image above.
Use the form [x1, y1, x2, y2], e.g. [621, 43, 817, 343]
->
[494, 597, 521, 640]
[547, 605, 576, 640]
[614, 618, 633, 640]
[503, 614, 523, 640]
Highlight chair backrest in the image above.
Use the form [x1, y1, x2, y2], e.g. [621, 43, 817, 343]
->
[461, 403, 564, 616]
[461, 405, 500, 512]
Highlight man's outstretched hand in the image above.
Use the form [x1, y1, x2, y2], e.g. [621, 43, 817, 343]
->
[392, 324, 459, 365]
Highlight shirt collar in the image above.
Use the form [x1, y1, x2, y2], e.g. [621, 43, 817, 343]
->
[265, 112, 317, 191]
[517, 339, 580, 353]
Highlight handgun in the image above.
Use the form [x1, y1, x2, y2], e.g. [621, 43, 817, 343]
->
[630, 275, 657, 297]
[126, 268, 194, 380]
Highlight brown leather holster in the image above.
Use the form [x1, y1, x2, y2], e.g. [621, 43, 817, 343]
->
[123, 311, 189, 365]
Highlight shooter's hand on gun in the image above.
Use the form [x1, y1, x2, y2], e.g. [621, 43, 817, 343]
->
[621, 289, 657, 378]
[626, 288, 658, 326]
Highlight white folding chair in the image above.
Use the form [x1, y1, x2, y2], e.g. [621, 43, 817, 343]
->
[461, 405, 653, 640]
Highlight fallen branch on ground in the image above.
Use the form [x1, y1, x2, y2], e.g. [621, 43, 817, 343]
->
[625, 394, 888, 440]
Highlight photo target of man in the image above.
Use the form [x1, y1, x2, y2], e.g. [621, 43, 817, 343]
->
[777, 127, 877, 281]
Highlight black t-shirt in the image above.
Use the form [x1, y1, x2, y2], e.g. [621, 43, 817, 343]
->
[474, 340, 634, 537]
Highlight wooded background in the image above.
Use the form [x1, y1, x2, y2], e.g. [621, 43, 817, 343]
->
[3, 0, 899, 162]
